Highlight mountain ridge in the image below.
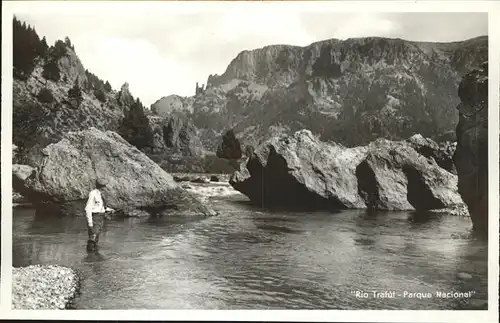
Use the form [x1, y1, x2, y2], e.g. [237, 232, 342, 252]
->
[151, 35, 488, 150]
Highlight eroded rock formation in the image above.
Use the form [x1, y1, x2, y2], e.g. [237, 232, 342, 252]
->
[230, 130, 464, 211]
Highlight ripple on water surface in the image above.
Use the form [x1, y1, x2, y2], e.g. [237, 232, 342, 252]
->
[13, 198, 488, 310]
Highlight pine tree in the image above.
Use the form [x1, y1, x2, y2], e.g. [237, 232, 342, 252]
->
[68, 80, 83, 107]
[13, 102, 49, 150]
[94, 88, 106, 103]
[120, 98, 154, 149]
[13, 17, 45, 80]
[104, 81, 112, 92]
[39, 36, 49, 56]
[53, 40, 67, 59]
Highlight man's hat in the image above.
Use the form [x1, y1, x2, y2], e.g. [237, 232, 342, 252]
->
[96, 178, 108, 188]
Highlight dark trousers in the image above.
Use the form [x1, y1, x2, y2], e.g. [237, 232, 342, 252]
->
[87, 212, 105, 251]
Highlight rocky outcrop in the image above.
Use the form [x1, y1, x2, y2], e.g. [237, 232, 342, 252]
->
[406, 134, 457, 174]
[12, 164, 35, 200]
[20, 128, 216, 217]
[13, 41, 126, 165]
[151, 95, 194, 117]
[216, 129, 242, 160]
[117, 82, 134, 107]
[13, 164, 35, 187]
[195, 82, 205, 95]
[453, 62, 488, 233]
[146, 115, 209, 173]
[148, 115, 204, 156]
[153, 36, 487, 150]
[230, 130, 464, 211]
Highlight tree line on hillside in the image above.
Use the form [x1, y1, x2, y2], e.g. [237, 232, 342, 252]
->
[13, 16, 48, 79]
[13, 16, 112, 94]
[13, 17, 156, 159]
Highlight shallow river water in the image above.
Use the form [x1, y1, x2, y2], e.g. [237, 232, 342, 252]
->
[13, 183, 488, 310]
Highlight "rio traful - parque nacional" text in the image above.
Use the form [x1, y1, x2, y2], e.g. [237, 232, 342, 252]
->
[350, 290, 476, 299]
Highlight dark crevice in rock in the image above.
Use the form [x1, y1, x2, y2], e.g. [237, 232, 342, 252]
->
[234, 146, 344, 211]
[356, 160, 380, 209]
[403, 166, 444, 210]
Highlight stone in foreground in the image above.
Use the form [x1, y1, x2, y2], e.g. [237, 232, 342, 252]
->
[21, 127, 216, 217]
[231, 130, 464, 212]
[12, 265, 79, 310]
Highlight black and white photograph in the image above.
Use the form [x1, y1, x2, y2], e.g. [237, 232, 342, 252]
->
[1, 0, 499, 321]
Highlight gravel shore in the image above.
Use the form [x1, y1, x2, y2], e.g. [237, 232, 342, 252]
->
[12, 265, 79, 310]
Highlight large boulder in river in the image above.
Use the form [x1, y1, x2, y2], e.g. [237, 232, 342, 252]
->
[230, 130, 464, 211]
[231, 130, 368, 209]
[357, 139, 463, 210]
[453, 62, 488, 233]
[22, 127, 216, 217]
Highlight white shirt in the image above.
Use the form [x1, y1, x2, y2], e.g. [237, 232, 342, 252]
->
[85, 189, 106, 214]
[85, 189, 113, 227]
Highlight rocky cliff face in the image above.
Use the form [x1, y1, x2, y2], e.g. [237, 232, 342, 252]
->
[148, 115, 204, 156]
[13, 44, 126, 165]
[453, 61, 488, 234]
[152, 36, 487, 149]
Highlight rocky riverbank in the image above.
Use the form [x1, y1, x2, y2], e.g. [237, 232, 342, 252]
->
[12, 265, 79, 310]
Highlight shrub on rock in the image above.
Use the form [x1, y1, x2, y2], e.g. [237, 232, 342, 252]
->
[94, 88, 106, 103]
[42, 60, 61, 82]
[36, 88, 55, 104]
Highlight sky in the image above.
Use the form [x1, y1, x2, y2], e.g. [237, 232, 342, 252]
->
[10, 2, 488, 107]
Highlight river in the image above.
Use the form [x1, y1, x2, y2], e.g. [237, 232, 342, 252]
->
[13, 182, 488, 310]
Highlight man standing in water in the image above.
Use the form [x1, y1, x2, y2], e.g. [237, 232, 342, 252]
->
[85, 178, 114, 251]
